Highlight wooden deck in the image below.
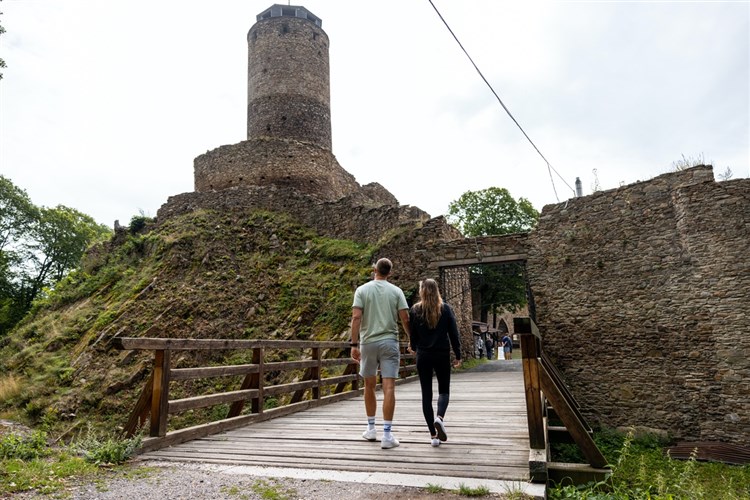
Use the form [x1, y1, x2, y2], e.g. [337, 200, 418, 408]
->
[139, 361, 530, 482]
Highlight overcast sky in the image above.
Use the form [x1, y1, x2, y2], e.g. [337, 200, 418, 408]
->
[1, 0, 748, 227]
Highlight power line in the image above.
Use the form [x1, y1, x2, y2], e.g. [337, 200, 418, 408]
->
[426, 0, 575, 201]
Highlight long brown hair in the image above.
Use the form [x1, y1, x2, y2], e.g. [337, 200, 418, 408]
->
[414, 279, 443, 329]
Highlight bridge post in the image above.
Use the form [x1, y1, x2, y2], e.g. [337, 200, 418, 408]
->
[312, 347, 321, 400]
[515, 318, 546, 450]
[251, 346, 264, 414]
[150, 349, 171, 437]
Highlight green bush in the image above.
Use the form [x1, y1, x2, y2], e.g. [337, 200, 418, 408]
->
[0, 430, 50, 460]
[72, 426, 143, 465]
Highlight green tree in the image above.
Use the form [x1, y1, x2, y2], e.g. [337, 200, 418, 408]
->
[0, 177, 38, 331]
[0, 176, 38, 251]
[447, 187, 539, 321]
[0, 176, 112, 334]
[446, 187, 538, 236]
[17, 205, 111, 310]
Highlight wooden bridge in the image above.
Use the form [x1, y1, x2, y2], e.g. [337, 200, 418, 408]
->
[114, 318, 608, 496]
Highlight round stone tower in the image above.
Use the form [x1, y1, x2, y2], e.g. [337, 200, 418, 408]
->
[193, 4, 396, 205]
[247, 5, 331, 149]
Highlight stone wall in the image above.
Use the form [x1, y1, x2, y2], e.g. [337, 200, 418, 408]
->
[193, 138, 362, 202]
[526, 166, 749, 445]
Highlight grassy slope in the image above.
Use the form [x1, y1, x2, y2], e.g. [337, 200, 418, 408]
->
[0, 208, 376, 435]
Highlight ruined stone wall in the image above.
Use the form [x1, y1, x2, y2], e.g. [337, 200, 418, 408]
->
[526, 166, 750, 445]
[157, 185, 430, 246]
[193, 138, 362, 202]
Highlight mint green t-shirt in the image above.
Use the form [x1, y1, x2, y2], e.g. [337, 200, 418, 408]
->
[352, 279, 408, 344]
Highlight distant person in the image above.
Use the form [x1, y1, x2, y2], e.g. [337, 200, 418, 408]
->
[350, 258, 410, 449]
[408, 279, 462, 447]
[501, 333, 513, 360]
[485, 336, 494, 359]
[475, 336, 484, 358]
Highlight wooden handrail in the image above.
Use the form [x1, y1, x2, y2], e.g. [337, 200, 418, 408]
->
[115, 337, 416, 452]
[514, 317, 608, 481]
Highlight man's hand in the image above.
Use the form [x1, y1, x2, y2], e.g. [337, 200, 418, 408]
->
[351, 346, 361, 362]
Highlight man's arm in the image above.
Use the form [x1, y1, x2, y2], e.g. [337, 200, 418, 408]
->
[398, 308, 410, 337]
[350, 307, 363, 361]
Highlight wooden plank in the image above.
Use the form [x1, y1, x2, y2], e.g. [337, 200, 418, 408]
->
[168, 389, 259, 413]
[151, 349, 170, 437]
[114, 337, 349, 351]
[170, 364, 259, 381]
[264, 379, 318, 397]
[124, 372, 153, 437]
[521, 333, 545, 450]
[139, 365, 533, 482]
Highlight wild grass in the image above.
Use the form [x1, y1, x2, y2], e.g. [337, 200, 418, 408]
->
[0, 374, 22, 402]
[458, 483, 491, 496]
[0, 427, 144, 496]
[549, 429, 750, 499]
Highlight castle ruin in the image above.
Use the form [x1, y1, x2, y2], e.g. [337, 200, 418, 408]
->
[156, 4, 750, 447]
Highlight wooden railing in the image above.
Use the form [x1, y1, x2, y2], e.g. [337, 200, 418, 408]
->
[514, 318, 609, 484]
[113, 338, 416, 452]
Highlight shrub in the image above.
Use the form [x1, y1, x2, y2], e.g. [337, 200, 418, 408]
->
[0, 430, 50, 460]
[72, 426, 143, 465]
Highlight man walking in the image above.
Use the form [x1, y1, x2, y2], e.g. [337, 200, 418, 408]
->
[350, 258, 410, 449]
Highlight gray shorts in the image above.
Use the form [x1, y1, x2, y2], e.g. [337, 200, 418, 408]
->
[359, 339, 400, 379]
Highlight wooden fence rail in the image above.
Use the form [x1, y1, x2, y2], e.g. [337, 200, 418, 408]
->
[113, 338, 416, 453]
[514, 317, 609, 484]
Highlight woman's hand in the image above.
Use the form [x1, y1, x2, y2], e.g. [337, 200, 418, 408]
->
[453, 359, 462, 369]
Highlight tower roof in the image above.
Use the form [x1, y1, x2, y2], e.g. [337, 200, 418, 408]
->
[256, 4, 322, 27]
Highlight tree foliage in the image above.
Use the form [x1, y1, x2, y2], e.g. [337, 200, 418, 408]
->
[0, 176, 111, 334]
[446, 187, 539, 237]
[447, 187, 539, 321]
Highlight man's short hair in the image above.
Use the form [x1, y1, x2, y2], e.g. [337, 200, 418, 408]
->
[374, 258, 392, 276]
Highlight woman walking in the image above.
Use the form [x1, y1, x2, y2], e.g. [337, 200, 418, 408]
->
[408, 279, 462, 447]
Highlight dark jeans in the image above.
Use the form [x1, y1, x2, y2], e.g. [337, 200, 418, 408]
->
[416, 350, 451, 436]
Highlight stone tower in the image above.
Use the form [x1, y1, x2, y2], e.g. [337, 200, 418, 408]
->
[247, 5, 331, 149]
[193, 4, 398, 205]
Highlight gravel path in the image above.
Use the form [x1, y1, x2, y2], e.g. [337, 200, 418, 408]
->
[13, 461, 523, 499]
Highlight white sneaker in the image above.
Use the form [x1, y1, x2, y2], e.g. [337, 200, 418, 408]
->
[381, 434, 400, 449]
[434, 418, 447, 442]
[362, 428, 377, 441]
[431, 437, 441, 447]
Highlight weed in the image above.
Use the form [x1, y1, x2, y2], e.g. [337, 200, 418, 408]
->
[72, 425, 143, 465]
[221, 484, 251, 499]
[425, 483, 445, 493]
[0, 430, 49, 460]
[549, 429, 750, 499]
[0, 453, 98, 496]
[251, 478, 297, 500]
[458, 483, 491, 496]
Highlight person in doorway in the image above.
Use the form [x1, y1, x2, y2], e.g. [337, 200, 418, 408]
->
[350, 258, 410, 449]
[475, 335, 484, 358]
[408, 279, 462, 447]
[501, 333, 513, 360]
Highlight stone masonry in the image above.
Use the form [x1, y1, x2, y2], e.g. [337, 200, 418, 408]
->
[526, 166, 749, 446]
